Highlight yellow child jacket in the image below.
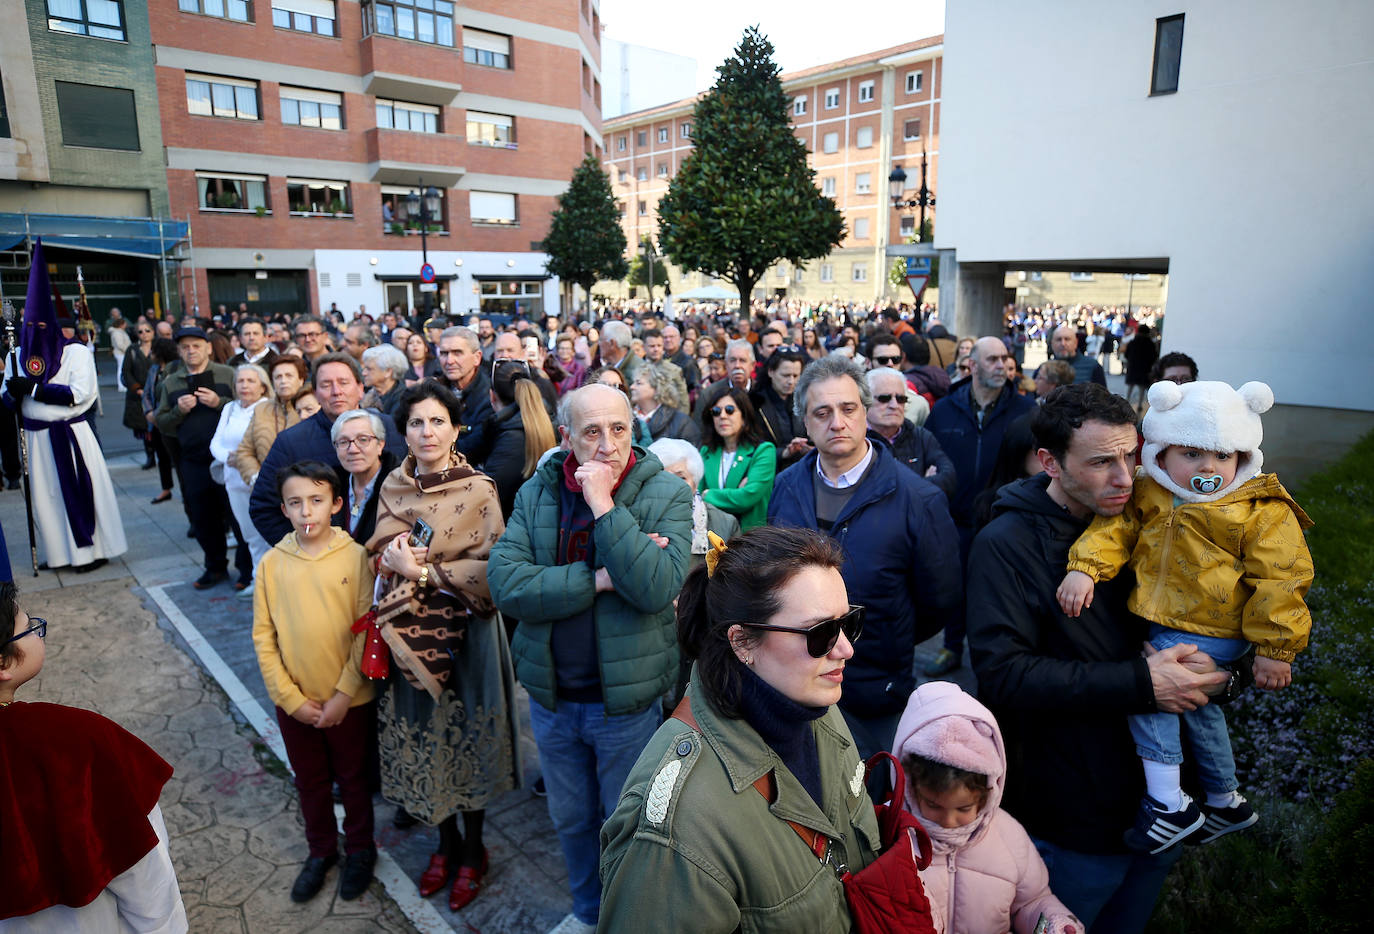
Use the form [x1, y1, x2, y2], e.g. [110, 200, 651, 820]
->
[1066, 471, 1314, 662]
[253, 527, 377, 715]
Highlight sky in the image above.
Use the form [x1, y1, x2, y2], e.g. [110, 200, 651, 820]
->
[598, 0, 946, 92]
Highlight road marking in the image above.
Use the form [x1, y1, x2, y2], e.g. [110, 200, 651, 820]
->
[145, 584, 455, 934]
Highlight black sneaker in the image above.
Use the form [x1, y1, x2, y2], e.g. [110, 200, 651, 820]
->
[339, 847, 377, 901]
[290, 853, 338, 903]
[532, 776, 547, 798]
[193, 570, 229, 590]
[1193, 795, 1258, 844]
[1123, 794, 1205, 854]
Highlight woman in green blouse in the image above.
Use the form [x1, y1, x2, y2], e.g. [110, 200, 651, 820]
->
[697, 383, 777, 531]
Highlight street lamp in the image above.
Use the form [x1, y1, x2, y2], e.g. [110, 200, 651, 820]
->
[888, 146, 936, 242]
[405, 182, 442, 320]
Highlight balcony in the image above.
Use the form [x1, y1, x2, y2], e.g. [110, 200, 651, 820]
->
[363, 128, 465, 188]
[360, 35, 462, 108]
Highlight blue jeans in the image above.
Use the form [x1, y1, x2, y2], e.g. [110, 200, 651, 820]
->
[529, 696, 662, 926]
[1034, 836, 1182, 934]
[1129, 625, 1246, 794]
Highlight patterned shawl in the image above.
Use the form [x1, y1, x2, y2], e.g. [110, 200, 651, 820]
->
[366, 453, 504, 699]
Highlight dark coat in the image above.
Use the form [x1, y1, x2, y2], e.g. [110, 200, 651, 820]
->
[1124, 335, 1160, 386]
[768, 443, 963, 717]
[643, 404, 700, 445]
[337, 448, 400, 544]
[924, 382, 1036, 529]
[482, 404, 531, 519]
[966, 474, 1154, 854]
[449, 368, 494, 462]
[120, 345, 153, 432]
[750, 384, 807, 473]
[866, 421, 957, 499]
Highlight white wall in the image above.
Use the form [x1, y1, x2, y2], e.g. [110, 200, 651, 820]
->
[314, 249, 559, 320]
[602, 39, 697, 118]
[939, 0, 1374, 411]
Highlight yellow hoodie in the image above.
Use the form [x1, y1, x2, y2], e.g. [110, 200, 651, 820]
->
[1067, 471, 1314, 662]
[253, 527, 376, 715]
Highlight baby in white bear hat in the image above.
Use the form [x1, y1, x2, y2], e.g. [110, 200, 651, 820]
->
[1056, 379, 1314, 855]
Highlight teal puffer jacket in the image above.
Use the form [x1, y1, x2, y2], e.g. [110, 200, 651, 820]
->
[488, 447, 693, 716]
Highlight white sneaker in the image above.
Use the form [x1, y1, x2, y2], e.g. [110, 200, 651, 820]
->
[235, 582, 255, 600]
[547, 913, 597, 934]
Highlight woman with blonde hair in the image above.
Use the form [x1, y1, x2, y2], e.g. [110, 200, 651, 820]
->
[483, 361, 559, 519]
[235, 356, 308, 487]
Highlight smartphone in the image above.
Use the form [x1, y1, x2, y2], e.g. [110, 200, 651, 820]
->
[188, 372, 213, 393]
[408, 518, 434, 550]
[523, 336, 539, 363]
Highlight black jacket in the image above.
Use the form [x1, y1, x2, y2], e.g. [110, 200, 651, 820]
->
[751, 384, 807, 473]
[966, 474, 1155, 854]
[450, 369, 494, 461]
[643, 405, 700, 445]
[338, 448, 400, 544]
[120, 345, 153, 432]
[483, 404, 530, 519]
[866, 421, 957, 499]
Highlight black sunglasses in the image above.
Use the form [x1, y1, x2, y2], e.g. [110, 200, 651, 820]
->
[710, 404, 738, 417]
[872, 355, 902, 366]
[3, 617, 47, 646]
[744, 606, 863, 657]
[873, 393, 908, 406]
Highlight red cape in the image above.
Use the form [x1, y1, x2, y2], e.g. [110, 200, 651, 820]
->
[0, 702, 173, 919]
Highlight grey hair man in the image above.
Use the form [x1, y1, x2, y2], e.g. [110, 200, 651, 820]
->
[437, 325, 492, 458]
[598, 320, 643, 386]
[489, 382, 692, 930]
[343, 321, 379, 361]
[864, 367, 955, 498]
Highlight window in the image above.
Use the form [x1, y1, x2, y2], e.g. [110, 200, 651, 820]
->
[852, 263, 868, 282]
[47, 0, 126, 40]
[821, 177, 835, 197]
[55, 81, 139, 150]
[1030, 272, 1043, 281]
[462, 26, 509, 64]
[478, 280, 543, 318]
[822, 132, 839, 154]
[617, 135, 626, 151]
[858, 80, 874, 103]
[793, 268, 803, 283]
[470, 190, 517, 225]
[1069, 272, 1095, 282]
[287, 178, 351, 215]
[853, 217, 869, 240]
[376, 98, 438, 133]
[903, 119, 921, 141]
[819, 263, 834, 283]
[380, 185, 446, 231]
[197, 172, 268, 212]
[775, 265, 786, 279]
[637, 200, 647, 216]
[656, 163, 667, 177]
[272, 1, 336, 36]
[636, 166, 647, 182]
[1151, 14, 1184, 95]
[185, 73, 259, 120]
[467, 110, 515, 147]
[617, 170, 627, 183]
[680, 122, 691, 139]
[793, 96, 807, 116]
[0, 77, 10, 138]
[280, 86, 343, 129]
[636, 130, 647, 147]
[905, 71, 923, 94]
[855, 126, 873, 148]
[657, 127, 669, 143]
[616, 201, 625, 217]
[855, 172, 871, 194]
[899, 215, 914, 238]
[824, 88, 839, 109]
[180, 0, 253, 23]
[366, 1, 456, 46]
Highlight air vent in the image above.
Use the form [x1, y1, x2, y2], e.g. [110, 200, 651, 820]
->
[346, 272, 362, 288]
[319, 272, 331, 288]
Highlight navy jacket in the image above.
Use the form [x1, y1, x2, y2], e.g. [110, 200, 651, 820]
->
[866, 421, 957, 500]
[924, 383, 1036, 529]
[767, 443, 962, 718]
[249, 409, 406, 546]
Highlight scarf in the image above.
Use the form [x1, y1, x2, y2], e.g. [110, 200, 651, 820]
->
[366, 453, 505, 699]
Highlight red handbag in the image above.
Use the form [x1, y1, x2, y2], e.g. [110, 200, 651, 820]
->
[350, 607, 389, 680]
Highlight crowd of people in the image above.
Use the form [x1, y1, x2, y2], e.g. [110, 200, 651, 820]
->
[1, 293, 1312, 934]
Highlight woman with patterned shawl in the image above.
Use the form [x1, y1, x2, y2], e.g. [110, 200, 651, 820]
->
[366, 380, 521, 913]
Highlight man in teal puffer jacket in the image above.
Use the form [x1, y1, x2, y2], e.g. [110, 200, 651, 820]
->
[488, 383, 692, 932]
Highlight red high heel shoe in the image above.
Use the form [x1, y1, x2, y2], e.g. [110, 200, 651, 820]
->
[417, 853, 452, 898]
[448, 848, 489, 911]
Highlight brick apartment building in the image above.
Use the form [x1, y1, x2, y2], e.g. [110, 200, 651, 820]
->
[153, 0, 604, 320]
[602, 35, 942, 305]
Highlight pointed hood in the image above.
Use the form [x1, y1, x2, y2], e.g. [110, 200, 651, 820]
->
[20, 238, 62, 384]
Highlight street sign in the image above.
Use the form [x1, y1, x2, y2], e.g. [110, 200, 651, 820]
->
[905, 256, 932, 303]
[419, 263, 436, 283]
[419, 282, 438, 292]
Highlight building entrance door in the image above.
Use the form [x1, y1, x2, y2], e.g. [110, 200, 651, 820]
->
[385, 282, 414, 317]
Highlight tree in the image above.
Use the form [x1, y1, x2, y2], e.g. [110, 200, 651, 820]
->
[627, 251, 670, 301]
[657, 26, 844, 309]
[888, 220, 939, 293]
[543, 155, 628, 316]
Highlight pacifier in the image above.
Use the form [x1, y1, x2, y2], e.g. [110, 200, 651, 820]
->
[1190, 475, 1224, 495]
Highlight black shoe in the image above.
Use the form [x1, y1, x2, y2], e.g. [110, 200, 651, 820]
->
[339, 847, 377, 901]
[142, 458, 156, 470]
[193, 570, 228, 590]
[6, 478, 19, 490]
[393, 806, 419, 829]
[290, 853, 338, 903]
[186, 527, 197, 539]
[72, 558, 108, 574]
[532, 776, 547, 798]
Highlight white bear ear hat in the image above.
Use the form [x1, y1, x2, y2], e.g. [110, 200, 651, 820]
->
[1141, 380, 1273, 503]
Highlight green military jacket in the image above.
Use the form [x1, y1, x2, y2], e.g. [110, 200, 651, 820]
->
[599, 680, 881, 933]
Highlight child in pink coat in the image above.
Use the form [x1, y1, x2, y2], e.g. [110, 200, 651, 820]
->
[893, 681, 1080, 934]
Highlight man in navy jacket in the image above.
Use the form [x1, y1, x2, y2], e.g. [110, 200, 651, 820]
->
[768, 355, 961, 761]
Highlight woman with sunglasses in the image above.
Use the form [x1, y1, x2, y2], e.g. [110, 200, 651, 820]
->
[697, 383, 776, 532]
[121, 319, 157, 468]
[0, 582, 188, 930]
[599, 527, 880, 932]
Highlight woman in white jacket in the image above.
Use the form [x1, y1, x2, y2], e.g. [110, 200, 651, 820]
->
[209, 364, 271, 594]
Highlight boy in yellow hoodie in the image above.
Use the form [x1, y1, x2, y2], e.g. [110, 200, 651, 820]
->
[1056, 380, 1313, 854]
[253, 460, 377, 903]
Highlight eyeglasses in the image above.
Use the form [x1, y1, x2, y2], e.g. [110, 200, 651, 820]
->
[334, 434, 379, 451]
[873, 393, 908, 406]
[492, 358, 531, 378]
[710, 405, 738, 417]
[743, 606, 863, 658]
[295, 329, 324, 340]
[872, 355, 902, 367]
[3, 617, 47, 647]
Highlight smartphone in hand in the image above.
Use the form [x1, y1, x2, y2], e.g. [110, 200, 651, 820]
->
[408, 518, 434, 550]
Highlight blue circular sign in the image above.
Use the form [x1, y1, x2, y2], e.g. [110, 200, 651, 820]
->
[419, 263, 436, 283]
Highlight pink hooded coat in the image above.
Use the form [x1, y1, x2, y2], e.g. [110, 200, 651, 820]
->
[892, 681, 1079, 934]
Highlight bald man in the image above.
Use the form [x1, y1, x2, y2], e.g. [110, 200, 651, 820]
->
[1051, 324, 1107, 388]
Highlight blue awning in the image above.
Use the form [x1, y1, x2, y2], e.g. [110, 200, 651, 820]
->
[0, 213, 189, 260]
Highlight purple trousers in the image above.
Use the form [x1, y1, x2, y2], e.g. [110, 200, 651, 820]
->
[276, 701, 376, 857]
